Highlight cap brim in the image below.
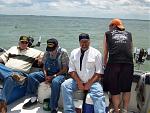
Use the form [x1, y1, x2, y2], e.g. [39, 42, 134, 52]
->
[117, 25, 125, 30]
[20, 40, 28, 42]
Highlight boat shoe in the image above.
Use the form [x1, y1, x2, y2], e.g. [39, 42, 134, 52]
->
[22, 99, 38, 109]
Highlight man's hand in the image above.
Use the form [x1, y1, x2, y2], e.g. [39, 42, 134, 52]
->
[77, 81, 84, 90]
[35, 57, 43, 66]
[45, 76, 53, 84]
[84, 82, 92, 90]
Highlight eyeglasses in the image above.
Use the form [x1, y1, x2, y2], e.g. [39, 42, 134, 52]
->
[21, 41, 28, 44]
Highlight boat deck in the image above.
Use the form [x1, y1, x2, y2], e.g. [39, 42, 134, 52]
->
[7, 97, 63, 113]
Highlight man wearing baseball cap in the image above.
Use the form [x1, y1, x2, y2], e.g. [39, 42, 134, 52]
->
[109, 18, 125, 30]
[103, 18, 133, 113]
[0, 35, 43, 112]
[23, 38, 69, 113]
[61, 33, 106, 113]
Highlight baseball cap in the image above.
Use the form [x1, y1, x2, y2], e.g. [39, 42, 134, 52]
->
[46, 38, 58, 51]
[110, 18, 125, 30]
[79, 33, 90, 41]
[19, 36, 29, 42]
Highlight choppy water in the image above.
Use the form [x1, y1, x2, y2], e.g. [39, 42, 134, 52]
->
[0, 15, 149, 71]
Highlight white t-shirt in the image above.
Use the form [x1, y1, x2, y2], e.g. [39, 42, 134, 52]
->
[0, 46, 43, 73]
[69, 46, 104, 83]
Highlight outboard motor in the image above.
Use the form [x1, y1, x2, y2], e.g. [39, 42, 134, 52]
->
[146, 48, 150, 60]
[134, 47, 148, 70]
[28, 36, 41, 48]
[134, 48, 147, 64]
[28, 36, 34, 48]
[0, 48, 4, 52]
[35, 36, 41, 47]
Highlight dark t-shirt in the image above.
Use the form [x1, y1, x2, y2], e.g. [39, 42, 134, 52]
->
[105, 29, 133, 64]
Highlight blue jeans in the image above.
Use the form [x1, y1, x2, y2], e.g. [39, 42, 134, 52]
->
[61, 78, 106, 113]
[0, 64, 26, 101]
[26, 71, 65, 110]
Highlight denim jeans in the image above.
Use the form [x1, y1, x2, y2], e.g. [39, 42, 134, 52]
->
[27, 71, 65, 110]
[61, 78, 106, 113]
[0, 64, 25, 101]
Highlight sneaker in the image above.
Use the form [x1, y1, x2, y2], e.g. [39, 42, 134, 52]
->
[0, 100, 7, 113]
[22, 99, 37, 109]
[121, 109, 127, 113]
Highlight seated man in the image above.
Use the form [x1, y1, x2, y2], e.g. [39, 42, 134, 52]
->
[0, 36, 43, 111]
[23, 38, 69, 113]
[61, 33, 106, 113]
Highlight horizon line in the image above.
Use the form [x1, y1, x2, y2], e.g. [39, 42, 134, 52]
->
[0, 14, 149, 21]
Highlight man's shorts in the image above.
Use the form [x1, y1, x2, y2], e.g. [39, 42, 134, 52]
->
[103, 63, 134, 95]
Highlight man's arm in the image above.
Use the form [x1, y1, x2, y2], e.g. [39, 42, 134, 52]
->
[0, 57, 4, 64]
[55, 49, 69, 77]
[55, 66, 68, 77]
[69, 71, 84, 90]
[0, 50, 10, 64]
[103, 35, 108, 66]
[84, 73, 101, 91]
[37, 52, 44, 66]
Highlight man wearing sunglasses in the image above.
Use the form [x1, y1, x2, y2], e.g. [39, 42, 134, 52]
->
[0, 35, 43, 112]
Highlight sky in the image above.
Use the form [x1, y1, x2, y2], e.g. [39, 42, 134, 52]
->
[0, 0, 150, 20]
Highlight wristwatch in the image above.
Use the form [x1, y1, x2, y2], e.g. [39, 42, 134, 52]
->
[53, 74, 57, 77]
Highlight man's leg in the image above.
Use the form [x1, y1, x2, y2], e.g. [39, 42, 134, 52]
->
[0, 76, 22, 112]
[23, 71, 45, 109]
[111, 94, 121, 113]
[61, 78, 78, 113]
[50, 75, 65, 112]
[122, 92, 131, 111]
[89, 82, 106, 113]
[0, 64, 13, 80]
[1, 77, 18, 102]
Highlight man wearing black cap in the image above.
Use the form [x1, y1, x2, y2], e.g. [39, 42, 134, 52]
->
[0, 35, 43, 111]
[61, 33, 106, 113]
[23, 38, 69, 113]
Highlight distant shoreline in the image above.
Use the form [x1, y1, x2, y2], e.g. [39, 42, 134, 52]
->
[0, 14, 149, 21]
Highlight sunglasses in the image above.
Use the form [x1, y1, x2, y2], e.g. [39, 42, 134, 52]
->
[21, 41, 28, 44]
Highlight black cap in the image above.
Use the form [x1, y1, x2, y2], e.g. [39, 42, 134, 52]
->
[46, 38, 58, 51]
[79, 33, 90, 41]
[19, 36, 29, 42]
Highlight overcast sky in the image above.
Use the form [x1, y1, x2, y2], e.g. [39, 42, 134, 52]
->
[0, 0, 149, 20]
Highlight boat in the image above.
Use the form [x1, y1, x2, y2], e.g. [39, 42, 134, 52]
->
[0, 39, 150, 113]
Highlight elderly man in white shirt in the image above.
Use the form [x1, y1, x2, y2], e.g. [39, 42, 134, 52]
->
[61, 33, 106, 113]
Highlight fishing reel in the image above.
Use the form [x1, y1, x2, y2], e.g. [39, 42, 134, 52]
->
[134, 48, 148, 64]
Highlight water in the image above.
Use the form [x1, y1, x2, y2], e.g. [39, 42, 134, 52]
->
[0, 15, 149, 71]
